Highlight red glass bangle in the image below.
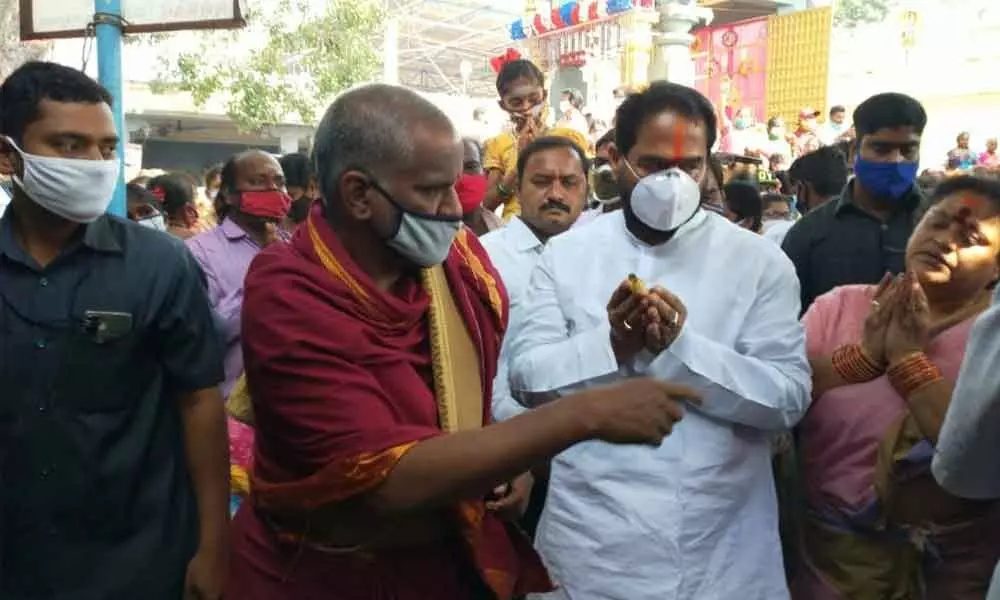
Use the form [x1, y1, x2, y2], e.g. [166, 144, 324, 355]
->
[887, 352, 943, 397]
[832, 343, 883, 383]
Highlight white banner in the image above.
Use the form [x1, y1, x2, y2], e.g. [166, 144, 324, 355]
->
[22, 0, 247, 39]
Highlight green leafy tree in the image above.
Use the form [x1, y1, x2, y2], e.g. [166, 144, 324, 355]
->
[152, 0, 382, 131]
[833, 0, 894, 28]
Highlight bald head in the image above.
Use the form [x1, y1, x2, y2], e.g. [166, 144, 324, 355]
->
[313, 83, 455, 204]
[216, 149, 285, 220]
[220, 149, 282, 196]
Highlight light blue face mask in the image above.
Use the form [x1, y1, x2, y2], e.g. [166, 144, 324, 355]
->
[6, 136, 119, 223]
[370, 180, 462, 267]
[388, 210, 462, 267]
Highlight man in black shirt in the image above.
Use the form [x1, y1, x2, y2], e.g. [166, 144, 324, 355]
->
[787, 144, 849, 214]
[0, 62, 229, 599]
[781, 92, 927, 313]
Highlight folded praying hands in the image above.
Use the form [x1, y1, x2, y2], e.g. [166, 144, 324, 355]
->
[608, 278, 688, 362]
[862, 271, 930, 367]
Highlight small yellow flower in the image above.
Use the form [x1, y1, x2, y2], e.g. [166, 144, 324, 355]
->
[628, 273, 647, 295]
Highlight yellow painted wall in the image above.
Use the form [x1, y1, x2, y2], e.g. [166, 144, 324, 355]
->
[765, 7, 832, 123]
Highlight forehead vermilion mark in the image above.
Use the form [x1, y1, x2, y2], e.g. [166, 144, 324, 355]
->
[961, 195, 984, 210]
[672, 121, 685, 158]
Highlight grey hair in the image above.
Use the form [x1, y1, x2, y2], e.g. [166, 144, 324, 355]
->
[312, 83, 455, 204]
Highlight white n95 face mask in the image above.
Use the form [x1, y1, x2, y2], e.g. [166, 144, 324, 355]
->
[5, 137, 119, 223]
[138, 213, 167, 232]
[628, 166, 701, 232]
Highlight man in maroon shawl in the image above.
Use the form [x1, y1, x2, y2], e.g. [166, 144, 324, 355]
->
[226, 83, 699, 599]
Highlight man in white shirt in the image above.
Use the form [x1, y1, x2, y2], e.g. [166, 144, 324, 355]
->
[481, 136, 590, 422]
[508, 82, 812, 600]
[0, 179, 10, 217]
[481, 136, 591, 540]
[819, 104, 853, 147]
[762, 218, 794, 245]
[933, 289, 1000, 599]
[761, 193, 795, 246]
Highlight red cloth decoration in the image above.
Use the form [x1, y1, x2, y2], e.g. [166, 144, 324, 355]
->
[587, 2, 598, 21]
[558, 51, 587, 68]
[455, 173, 488, 216]
[489, 47, 522, 74]
[149, 186, 166, 203]
[532, 13, 547, 35]
[240, 189, 292, 219]
[693, 17, 769, 133]
[570, 4, 581, 24]
[551, 7, 565, 28]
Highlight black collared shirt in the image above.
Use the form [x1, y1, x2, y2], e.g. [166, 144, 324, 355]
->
[781, 180, 926, 313]
[0, 210, 223, 599]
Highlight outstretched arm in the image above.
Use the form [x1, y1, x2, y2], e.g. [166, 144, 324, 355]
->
[933, 291, 1000, 499]
[634, 257, 811, 431]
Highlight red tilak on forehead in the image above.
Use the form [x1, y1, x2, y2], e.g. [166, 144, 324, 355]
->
[961, 195, 984, 209]
[672, 121, 685, 158]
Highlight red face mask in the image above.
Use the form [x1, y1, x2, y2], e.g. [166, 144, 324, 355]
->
[239, 190, 292, 220]
[455, 173, 488, 216]
[149, 186, 167, 203]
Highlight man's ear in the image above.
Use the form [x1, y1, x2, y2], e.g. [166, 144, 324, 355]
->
[184, 204, 199, 225]
[0, 138, 19, 177]
[804, 182, 818, 209]
[607, 142, 623, 173]
[339, 170, 373, 220]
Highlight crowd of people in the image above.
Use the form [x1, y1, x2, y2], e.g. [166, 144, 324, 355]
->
[3, 56, 1000, 600]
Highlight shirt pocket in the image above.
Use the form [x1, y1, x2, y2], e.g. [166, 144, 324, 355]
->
[55, 327, 151, 413]
[562, 292, 607, 337]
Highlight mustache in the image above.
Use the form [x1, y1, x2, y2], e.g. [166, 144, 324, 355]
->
[540, 199, 571, 212]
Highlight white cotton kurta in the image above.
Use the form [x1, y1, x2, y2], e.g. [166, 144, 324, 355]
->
[933, 287, 1000, 599]
[762, 219, 794, 246]
[480, 217, 544, 421]
[0, 183, 9, 218]
[508, 209, 812, 600]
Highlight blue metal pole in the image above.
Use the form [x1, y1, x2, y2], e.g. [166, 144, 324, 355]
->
[94, 0, 126, 217]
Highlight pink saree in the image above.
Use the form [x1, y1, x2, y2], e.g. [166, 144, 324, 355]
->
[793, 285, 1000, 600]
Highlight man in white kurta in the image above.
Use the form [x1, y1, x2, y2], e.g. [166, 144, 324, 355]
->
[0, 180, 10, 218]
[933, 288, 1000, 599]
[508, 82, 811, 600]
[481, 136, 590, 422]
